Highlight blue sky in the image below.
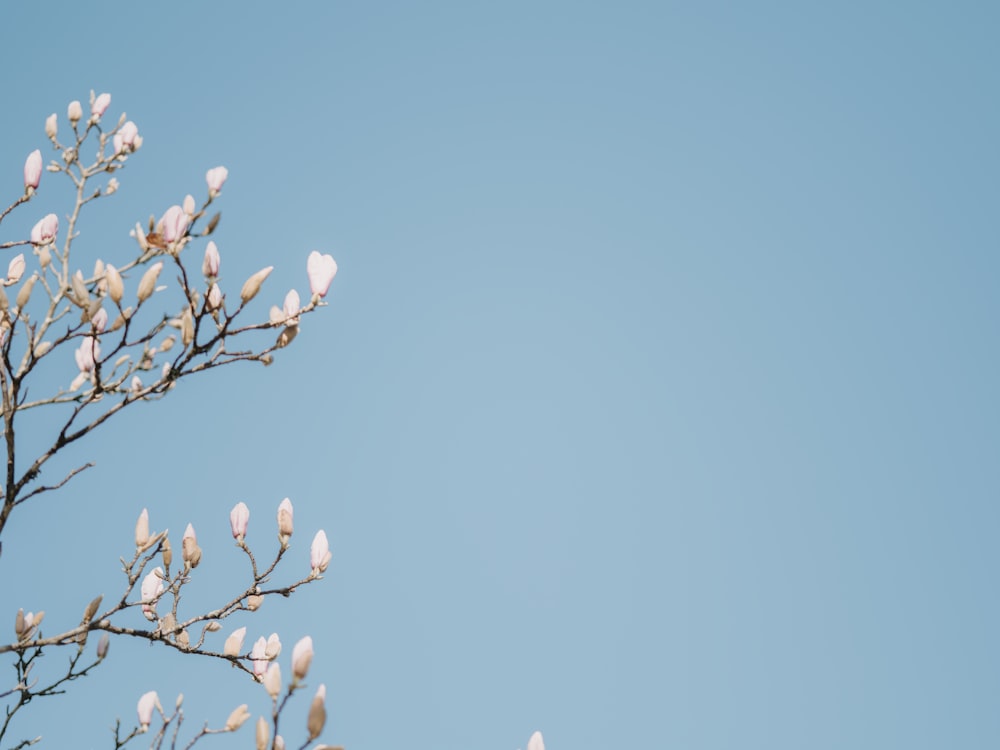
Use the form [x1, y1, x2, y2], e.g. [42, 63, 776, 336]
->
[1, 2, 998, 748]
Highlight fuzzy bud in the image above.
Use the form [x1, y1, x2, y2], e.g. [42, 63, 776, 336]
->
[225, 704, 251, 732]
[180, 307, 194, 347]
[45, 113, 58, 139]
[230, 502, 249, 542]
[202, 241, 220, 278]
[136, 262, 163, 303]
[251, 636, 268, 677]
[15, 274, 36, 310]
[182, 194, 196, 216]
[105, 264, 124, 304]
[223, 626, 247, 657]
[263, 662, 282, 699]
[7, 254, 25, 285]
[240, 266, 273, 304]
[135, 509, 150, 548]
[247, 594, 264, 611]
[68, 100, 83, 124]
[527, 731, 545, 750]
[310, 530, 331, 574]
[91, 92, 111, 118]
[265, 632, 282, 660]
[181, 523, 201, 569]
[256, 717, 269, 750]
[291, 636, 314, 683]
[307, 684, 327, 740]
[277, 497, 293, 547]
[24, 150, 42, 191]
[97, 632, 110, 659]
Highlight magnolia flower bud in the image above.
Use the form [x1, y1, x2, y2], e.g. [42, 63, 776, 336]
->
[131, 375, 143, 393]
[223, 626, 247, 657]
[263, 662, 282, 698]
[527, 731, 545, 750]
[159, 205, 189, 244]
[206, 621, 222, 632]
[240, 266, 274, 304]
[230, 502, 249, 541]
[135, 508, 150, 548]
[7, 254, 25, 285]
[140, 567, 164, 620]
[274, 735, 286, 750]
[277, 498, 293, 547]
[91, 92, 111, 118]
[15, 274, 36, 309]
[251, 636, 268, 677]
[307, 684, 327, 740]
[90, 306, 108, 332]
[180, 307, 194, 347]
[68, 100, 83, 124]
[275, 326, 298, 349]
[106, 177, 119, 195]
[74, 337, 100, 373]
[206, 166, 228, 197]
[256, 717, 269, 750]
[24, 150, 42, 191]
[136, 262, 163, 303]
[291, 636, 314, 683]
[181, 523, 202, 569]
[114, 121, 139, 154]
[282, 289, 300, 325]
[307, 251, 338, 298]
[137, 691, 160, 732]
[247, 594, 264, 611]
[30, 214, 58, 245]
[71, 270, 90, 307]
[97, 632, 110, 659]
[105, 264, 124, 304]
[310, 530, 331, 574]
[265, 632, 282, 660]
[182, 194, 196, 216]
[45, 113, 57, 139]
[203, 241, 220, 277]
[225, 704, 251, 732]
[161, 535, 173, 568]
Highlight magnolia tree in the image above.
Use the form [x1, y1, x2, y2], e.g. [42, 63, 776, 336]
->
[0, 91, 340, 750]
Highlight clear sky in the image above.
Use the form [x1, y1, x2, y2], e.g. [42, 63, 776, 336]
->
[1, 2, 998, 749]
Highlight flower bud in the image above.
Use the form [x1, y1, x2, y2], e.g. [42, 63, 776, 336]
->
[182, 194, 196, 215]
[307, 684, 327, 740]
[105, 264, 124, 304]
[310, 530, 331, 574]
[206, 166, 228, 197]
[45, 113, 57, 139]
[202, 241, 220, 278]
[135, 508, 150, 548]
[240, 266, 274, 304]
[180, 307, 194, 347]
[527, 731, 545, 750]
[230, 502, 249, 541]
[223, 626, 246, 657]
[263, 662, 282, 699]
[206, 621, 222, 632]
[140, 567, 164, 620]
[277, 497, 293, 547]
[274, 736, 285, 750]
[307, 251, 338, 298]
[114, 121, 139, 154]
[291, 636, 314, 683]
[158, 205, 189, 244]
[24, 150, 42, 191]
[251, 636, 268, 677]
[265, 632, 282, 660]
[256, 717, 269, 750]
[71, 270, 90, 307]
[137, 691, 160, 732]
[30, 214, 58, 245]
[91, 93, 111, 119]
[181, 523, 201, 569]
[283, 289, 300, 325]
[225, 704, 251, 731]
[106, 178, 119, 195]
[97, 632, 110, 659]
[68, 100, 83, 124]
[161, 535, 173, 568]
[74, 337, 100, 374]
[247, 594, 264, 611]
[136, 262, 163, 303]
[7, 254, 25, 285]
[15, 274, 36, 310]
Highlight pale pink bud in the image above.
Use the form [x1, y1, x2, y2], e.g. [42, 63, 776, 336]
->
[97, 632, 110, 659]
[135, 508, 150, 548]
[30, 214, 58, 244]
[182, 523, 201, 568]
[140, 568, 164, 620]
[251, 636, 268, 677]
[230, 502, 249, 541]
[137, 262, 163, 303]
[527, 731, 545, 750]
[67, 100, 83, 124]
[75, 337, 100, 373]
[291, 636, 314, 682]
[256, 717, 269, 750]
[7, 254, 25, 285]
[307, 684, 326, 739]
[307, 251, 338, 298]
[225, 704, 251, 731]
[310, 530, 331, 574]
[114, 121, 139, 153]
[223, 626, 247, 657]
[158, 205, 189, 244]
[203, 241, 220, 277]
[274, 736, 286, 750]
[263, 662, 282, 698]
[282, 290, 300, 325]
[277, 498, 293, 546]
[206, 283, 223, 312]
[24, 150, 42, 190]
[91, 307, 108, 332]
[105, 264, 124, 304]
[240, 266, 273, 304]
[91, 93, 111, 118]
[265, 632, 282, 660]
[182, 194, 195, 215]
[45, 113, 57, 139]
[137, 690, 159, 731]
[206, 166, 228, 196]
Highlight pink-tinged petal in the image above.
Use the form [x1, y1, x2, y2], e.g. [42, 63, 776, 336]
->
[306, 251, 338, 298]
[24, 150, 42, 190]
[137, 691, 159, 731]
[206, 166, 228, 195]
[91, 93, 111, 117]
[7, 254, 25, 285]
[291, 636, 314, 682]
[158, 205, 189, 243]
[230, 502, 250, 540]
[527, 731, 545, 750]
[310, 530, 331, 573]
[203, 241, 220, 277]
